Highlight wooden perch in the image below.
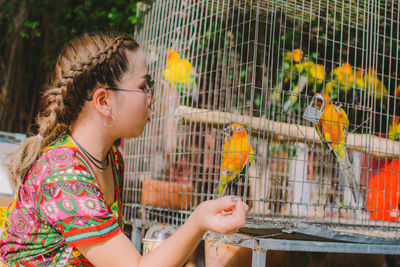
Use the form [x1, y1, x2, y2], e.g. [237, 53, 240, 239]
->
[174, 106, 400, 159]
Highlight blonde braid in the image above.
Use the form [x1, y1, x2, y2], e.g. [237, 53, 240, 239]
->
[7, 33, 139, 188]
[38, 35, 128, 138]
[91, 36, 128, 67]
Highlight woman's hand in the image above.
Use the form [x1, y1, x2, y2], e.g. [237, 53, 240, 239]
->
[78, 196, 248, 267]
[189, 196, 249, 234]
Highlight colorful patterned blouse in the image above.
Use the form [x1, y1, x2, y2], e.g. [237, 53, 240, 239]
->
[0, 134, 125, 266]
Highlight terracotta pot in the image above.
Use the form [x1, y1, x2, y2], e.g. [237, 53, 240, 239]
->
[141, 179, 193, 210]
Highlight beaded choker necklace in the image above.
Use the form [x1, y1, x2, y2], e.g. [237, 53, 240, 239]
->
[70, 135, 110, 170]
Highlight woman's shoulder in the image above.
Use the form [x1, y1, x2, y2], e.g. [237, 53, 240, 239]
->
[27, 134, 93, 186]
[41, 134, 81, 170]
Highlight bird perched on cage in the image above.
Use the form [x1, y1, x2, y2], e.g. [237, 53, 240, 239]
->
[324, 63, 354, 101]
[354, 67, 388, 100]
[218, 124, 254, 196]
[354, 67, 365, 90]
[281, 60, 326, 113]
[309, 93, 363, 208]
[163, 49, 198, 104]
[364, 68, 388, 101]
[353, 67, 388, 111]
[271, 49, 304, 105]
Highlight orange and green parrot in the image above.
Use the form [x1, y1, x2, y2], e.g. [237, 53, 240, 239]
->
[312, 93, 363, 207]
[218, 124, 255, 196]
[324, 63, 354, 101]
[364, 68, 388, 101]
[281, 60, 326, 113]
[271, 49, 304, 105]
[163, 49, 198, 103]
[353, 67, 387, 109]
[354, 67, 365, 90]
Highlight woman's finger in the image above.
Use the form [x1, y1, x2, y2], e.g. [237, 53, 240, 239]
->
[212, 195, 240, 212]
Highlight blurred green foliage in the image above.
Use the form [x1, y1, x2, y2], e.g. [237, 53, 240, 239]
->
[0, 0, 151, 132]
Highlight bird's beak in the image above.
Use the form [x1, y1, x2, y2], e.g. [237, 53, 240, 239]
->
[223, 125, 234, 138]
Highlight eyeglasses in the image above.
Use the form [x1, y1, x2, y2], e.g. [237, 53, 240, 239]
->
[87, 74, 155, 101]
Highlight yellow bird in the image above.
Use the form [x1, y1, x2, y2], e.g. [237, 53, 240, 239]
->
[163, 49, 198, 104]
[324, 63, 354, 100]
[313, 93, 362, 205]
[354, 67, 365, 90]
[163, 49, 192, 86]
[364, 68, 388, 101]
[286, 49, 304, 63]
[282, 60, 326, 113]
[272, 49, 304, 104]
[218, 124, 254, 196]
[282, 49, 305, 84]
[314, 94, 348, 158]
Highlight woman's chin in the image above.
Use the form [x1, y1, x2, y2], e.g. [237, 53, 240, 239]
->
[123, 129, 145, 138]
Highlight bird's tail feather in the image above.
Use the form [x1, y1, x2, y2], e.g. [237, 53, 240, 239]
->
[335, 151, 364, 208]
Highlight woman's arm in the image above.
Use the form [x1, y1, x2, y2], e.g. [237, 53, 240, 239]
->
[77, 196, 248, 267]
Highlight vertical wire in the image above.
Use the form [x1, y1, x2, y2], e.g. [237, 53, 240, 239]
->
[251, 0, 262, 221]
[181, 0, 193, 212]
[211, 0, 222, 195]
[157, 0, 172, 218]
[314, 0, 323, 220]
[190, 0, 201, 205]
[241, 0, 250, 200]
[199, 0, 211, 202]
[228, 0, 239, 197]
[259, 1, 272, 221]
[215, 0, 227, 198]
[208, 1, 219, 111]
[202, 0, 214, 200]
[264, 0, 279, 220]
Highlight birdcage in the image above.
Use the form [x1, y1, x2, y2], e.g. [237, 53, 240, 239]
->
[122, 0, 400, 263]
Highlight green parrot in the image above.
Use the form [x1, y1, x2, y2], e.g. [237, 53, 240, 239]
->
[282, 60, 326, 113]
[353, 67, 387, 109]
[324, 63, 354, 101]
[271, 49, 304, 105]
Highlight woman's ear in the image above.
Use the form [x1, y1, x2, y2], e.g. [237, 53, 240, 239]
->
[92, 87, 113, 116]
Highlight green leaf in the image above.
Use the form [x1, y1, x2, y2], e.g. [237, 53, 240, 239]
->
[240, 69, 247, 80]
[20, 30, 28, 39]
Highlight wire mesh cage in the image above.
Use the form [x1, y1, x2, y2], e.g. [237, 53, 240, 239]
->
[123, 0, 400, 241]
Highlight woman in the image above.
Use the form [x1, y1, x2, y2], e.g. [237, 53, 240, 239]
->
[0, 33, 248, 266]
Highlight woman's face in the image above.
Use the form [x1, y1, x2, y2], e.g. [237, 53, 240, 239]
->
[112, 49, 155, 137]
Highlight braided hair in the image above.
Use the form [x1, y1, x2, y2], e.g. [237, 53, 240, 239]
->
[8, 33, 139, 187]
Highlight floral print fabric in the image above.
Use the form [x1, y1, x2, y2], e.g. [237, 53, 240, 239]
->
[0, 134, 124, 266]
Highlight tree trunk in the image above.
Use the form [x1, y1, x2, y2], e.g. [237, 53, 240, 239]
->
[0, 2, 30, 132]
